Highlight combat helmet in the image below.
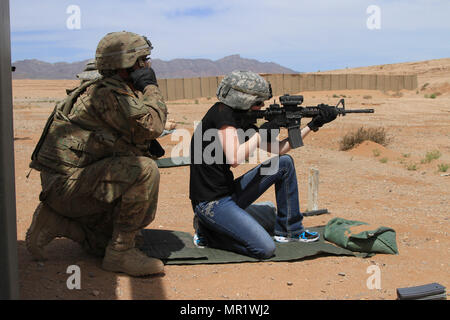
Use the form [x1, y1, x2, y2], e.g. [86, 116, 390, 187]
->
[95, 31, 153, 71]
[76, 59, 101, 81]
[216, 70, 272, 110]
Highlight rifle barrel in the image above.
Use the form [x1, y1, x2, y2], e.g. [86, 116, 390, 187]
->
[244, 107, 374, 121]
[340, 109, 374, 113]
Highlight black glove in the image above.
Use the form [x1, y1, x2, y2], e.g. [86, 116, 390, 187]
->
[130, 67, 158, 91]
[307, 105, 338, 132]
[259, 119, 280, 144]
[148, 139, 165, 158]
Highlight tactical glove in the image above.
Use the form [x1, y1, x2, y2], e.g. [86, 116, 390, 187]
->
[148, 139, 165, 158]
[130, 67, 158, 91]
[307, 105, 338, 132]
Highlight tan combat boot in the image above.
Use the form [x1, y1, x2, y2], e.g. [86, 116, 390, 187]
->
[134, 229, 145, 248]
[26, 202, 86, 260]
[102, 230, 164, 276]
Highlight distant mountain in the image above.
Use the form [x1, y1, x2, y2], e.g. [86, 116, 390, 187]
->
[152, 54, 298, 78]
[12, 55, 298, 80]
[12, 59, 89, 80]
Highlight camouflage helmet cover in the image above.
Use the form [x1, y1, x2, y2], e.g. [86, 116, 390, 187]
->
[216, 70, 272, 110]
[95, 31, 153, 71]
[76, 59, 101, 81]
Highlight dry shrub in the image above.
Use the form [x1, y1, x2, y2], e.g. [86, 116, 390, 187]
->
[420, 82, 430, 91]
[339, 127, 391, 151]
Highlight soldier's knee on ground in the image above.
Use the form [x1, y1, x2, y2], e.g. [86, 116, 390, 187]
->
[26, 202, 87, 260]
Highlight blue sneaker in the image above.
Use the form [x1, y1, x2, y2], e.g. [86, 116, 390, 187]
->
[274, 230, 320, 243]
[193, 233, 208, 248]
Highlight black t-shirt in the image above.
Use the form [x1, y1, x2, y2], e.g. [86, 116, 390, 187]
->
[189, 102, 246, 202]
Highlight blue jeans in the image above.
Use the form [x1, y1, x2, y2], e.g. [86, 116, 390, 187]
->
[193, 155, 305, 259]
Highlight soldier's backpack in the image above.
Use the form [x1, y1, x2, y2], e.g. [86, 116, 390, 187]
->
[29, 78, 105, 174]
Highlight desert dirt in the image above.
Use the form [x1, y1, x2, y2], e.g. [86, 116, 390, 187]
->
[12, 58, 449, 300]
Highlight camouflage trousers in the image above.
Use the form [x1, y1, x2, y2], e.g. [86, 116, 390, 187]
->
[39, 156, 160, 254]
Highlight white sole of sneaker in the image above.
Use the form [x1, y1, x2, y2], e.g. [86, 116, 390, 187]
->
[193, 235, 206, 248]
[273, 235, 320, 243]
[273, 236, 290, 243]
[297, 237, 320, 243]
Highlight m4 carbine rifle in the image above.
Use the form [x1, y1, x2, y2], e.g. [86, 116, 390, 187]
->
[242, 94, 375, 149]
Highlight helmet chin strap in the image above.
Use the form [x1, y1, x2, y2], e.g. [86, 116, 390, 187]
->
[123, 68, 134, 81]
[221, 84, 232, 98]
[137, 58, 146, 68]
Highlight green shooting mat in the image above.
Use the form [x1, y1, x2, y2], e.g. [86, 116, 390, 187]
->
[155, 156, 190, 168]
[139, 226, 371, 265]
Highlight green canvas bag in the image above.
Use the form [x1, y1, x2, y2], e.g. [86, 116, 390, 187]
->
[324, 217, 398, 254]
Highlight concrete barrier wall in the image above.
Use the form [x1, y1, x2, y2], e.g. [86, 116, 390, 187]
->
[158, 73, 418, 101]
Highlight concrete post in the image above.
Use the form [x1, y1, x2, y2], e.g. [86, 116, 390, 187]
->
[307, 167, 319, 211]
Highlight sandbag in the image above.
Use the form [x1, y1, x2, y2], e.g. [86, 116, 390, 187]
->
[324, 217, 398, 254]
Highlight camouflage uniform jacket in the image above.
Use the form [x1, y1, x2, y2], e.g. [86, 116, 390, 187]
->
[31, 74, 167, 175]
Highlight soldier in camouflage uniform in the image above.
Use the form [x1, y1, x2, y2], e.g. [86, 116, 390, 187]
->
[76, 59, 101, 83]
[26, 31, 168, 276]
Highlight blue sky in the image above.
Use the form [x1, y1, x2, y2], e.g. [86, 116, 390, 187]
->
[9, 0, 450, 72]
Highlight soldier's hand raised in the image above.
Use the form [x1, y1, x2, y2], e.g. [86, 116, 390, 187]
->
[130, 67, 158, 91]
